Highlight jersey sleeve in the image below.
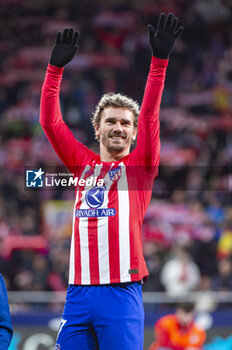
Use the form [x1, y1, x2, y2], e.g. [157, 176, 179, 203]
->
[130, 56, 168, 174]
[40, 64, 97, 173]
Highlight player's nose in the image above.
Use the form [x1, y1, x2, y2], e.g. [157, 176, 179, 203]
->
[113, 121, 123, 132]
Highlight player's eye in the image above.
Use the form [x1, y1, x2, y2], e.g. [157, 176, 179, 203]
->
[105, 119, 115, 124]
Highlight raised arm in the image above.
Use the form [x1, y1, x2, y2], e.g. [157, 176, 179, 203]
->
[132, 13, 184, 171]
[40, 28, 96, 171]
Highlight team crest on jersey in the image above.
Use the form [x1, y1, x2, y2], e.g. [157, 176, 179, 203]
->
[109, 166, 121, 182]
[85, 185, 106, 208]
[55, 344, 60, 350]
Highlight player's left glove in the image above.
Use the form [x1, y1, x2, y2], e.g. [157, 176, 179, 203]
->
[147, 12, 184, 59]
[50, 28, 80, 67]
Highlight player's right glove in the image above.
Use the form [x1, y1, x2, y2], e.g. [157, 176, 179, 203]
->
[50, 28, 80, 67]
[147, 12, 184, 59]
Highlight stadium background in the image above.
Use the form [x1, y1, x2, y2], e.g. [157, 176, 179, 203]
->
[0, 0, 232, 349]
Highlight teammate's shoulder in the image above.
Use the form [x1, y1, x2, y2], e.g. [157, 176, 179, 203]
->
[156, 314, 176, 327]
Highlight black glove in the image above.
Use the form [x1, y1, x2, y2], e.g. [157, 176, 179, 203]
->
[147, 12, 184, 59]
[50, 28, 80, 67]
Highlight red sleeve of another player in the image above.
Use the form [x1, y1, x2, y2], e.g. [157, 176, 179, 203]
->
[130, 57, 168, 173]
[40, 64, 96, 172]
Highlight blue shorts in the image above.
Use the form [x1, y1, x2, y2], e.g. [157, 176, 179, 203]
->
[56, 282, 144, 350]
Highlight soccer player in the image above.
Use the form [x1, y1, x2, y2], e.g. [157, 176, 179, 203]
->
[149, 303, 206, 350]
[0, 274, 13, 350]
[40, 12, 183, 350]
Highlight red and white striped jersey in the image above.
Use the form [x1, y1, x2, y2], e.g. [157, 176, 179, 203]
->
[40, 56, 168, 285]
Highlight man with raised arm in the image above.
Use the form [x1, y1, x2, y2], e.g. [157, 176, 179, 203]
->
[40, 13, 183, 350]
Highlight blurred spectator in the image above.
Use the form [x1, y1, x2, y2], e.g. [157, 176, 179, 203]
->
[217, 221, 232, 259]
[160, 246, 201, 297]
[30, 254, 49, 291]
[195, 275, 217, 312]
[142, 242, 164, 292]
[211, 258, 232, 292]
[206, 193, 225, 225]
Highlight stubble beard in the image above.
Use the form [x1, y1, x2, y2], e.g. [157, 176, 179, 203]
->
[101, 133, 131, 154]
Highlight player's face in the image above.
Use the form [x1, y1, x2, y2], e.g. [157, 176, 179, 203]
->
[95, 106, 137, 158]
[176, 309, 194, 327]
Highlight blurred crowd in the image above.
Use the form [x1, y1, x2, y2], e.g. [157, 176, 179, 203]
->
[0, 0, 232, 309]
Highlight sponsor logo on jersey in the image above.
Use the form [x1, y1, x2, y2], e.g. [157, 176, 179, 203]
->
[26, 168, 44, 187]
[76, 208, 116, 217]
[85, 186, 106, 208]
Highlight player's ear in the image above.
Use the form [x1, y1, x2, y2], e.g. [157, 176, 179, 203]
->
[132, 127, 137, 141]
[95, 125, 100, 141]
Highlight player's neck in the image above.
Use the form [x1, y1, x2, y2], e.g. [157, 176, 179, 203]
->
[100, 146, 129, 162]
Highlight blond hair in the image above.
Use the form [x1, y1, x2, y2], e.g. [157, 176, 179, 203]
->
[91, 93, 140, 139]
